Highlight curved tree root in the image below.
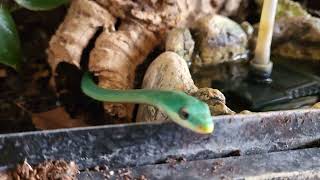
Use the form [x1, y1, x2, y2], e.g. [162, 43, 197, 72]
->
[47, 0, 116, 72]
[89, 20, 159, 119]
[47, 0, 238, 122]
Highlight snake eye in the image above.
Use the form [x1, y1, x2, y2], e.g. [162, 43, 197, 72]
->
[179, 108, 189, 120]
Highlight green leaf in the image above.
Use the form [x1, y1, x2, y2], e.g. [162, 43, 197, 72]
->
[0, 7, 21, 69]
[14, 0, 69, 11]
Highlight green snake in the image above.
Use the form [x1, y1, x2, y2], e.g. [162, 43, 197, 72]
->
[81, 72, 214, 134]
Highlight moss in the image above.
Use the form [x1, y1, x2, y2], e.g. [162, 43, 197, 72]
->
[256, 0, 310, 19]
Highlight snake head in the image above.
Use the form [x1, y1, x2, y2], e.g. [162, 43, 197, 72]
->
[177, 100, 214, 134]
[159, 91, 214, 134]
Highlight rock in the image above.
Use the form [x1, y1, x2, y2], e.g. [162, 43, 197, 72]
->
[165, 28, 195, 64]
[252, 0, 320, 61]
[190, 88, 235, 115]
[312, 102, 320, 109]
[213, 0, 248, 18]
[272, 16, 320, 61]
[140, 52, 198, 94]
[136, 52, 234, 122]
[239, 110, 253, 114]
[136, 52, 198, 122]
[241, 21, 254, 38]
[191, 14, 248, 68]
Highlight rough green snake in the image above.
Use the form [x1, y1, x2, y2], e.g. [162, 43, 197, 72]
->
[81, 72, 214, 134]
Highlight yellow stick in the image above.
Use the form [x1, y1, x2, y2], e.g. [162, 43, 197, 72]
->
[251, 0, 278, 75]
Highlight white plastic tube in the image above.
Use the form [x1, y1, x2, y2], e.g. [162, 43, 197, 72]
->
[251, 0, 278, 75]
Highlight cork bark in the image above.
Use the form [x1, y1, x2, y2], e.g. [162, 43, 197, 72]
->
[47, 0, 241, 121]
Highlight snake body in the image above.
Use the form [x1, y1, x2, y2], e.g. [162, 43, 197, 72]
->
[81, 72, 214, 134]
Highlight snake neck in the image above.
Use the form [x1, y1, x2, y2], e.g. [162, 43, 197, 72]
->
[81, 73, 162, 107]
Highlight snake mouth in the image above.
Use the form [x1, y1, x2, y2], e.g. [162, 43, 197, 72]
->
[195, 123, 214, 134]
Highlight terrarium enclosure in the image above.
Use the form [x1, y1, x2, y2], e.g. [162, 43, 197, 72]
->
[1, 0, 320, 179]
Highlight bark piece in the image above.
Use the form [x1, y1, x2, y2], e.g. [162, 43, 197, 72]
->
[32, 107, 88, 130]
[10, 160, 79, 180]
[47, 0, 116, 72]
[48, 0, 247, 121]
[90, 20, 159, 119]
